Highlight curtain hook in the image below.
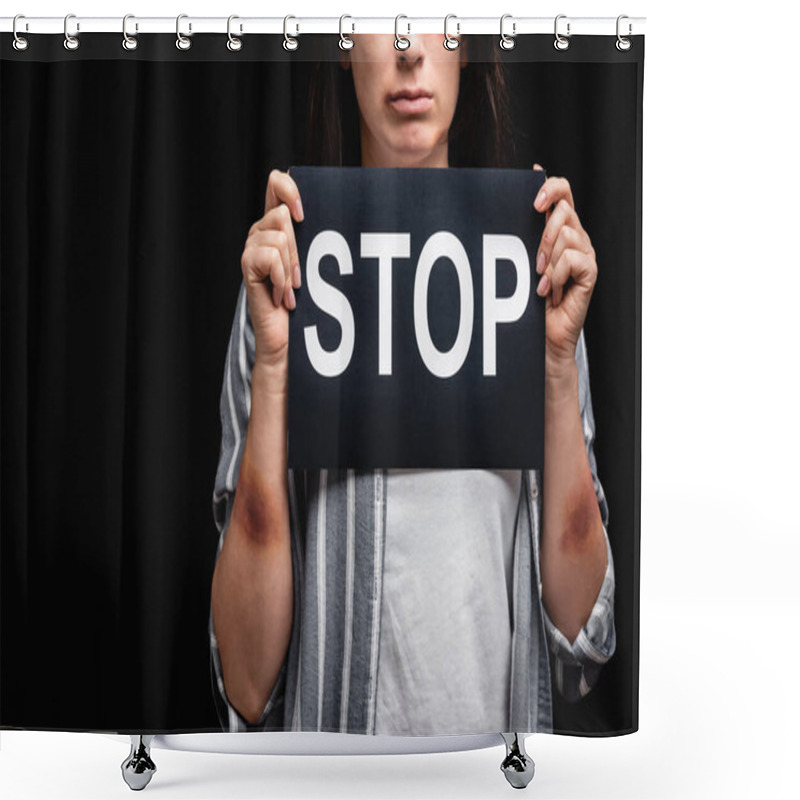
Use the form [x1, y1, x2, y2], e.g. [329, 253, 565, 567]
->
[554, 14, 570, 51]
[499, 14, 516, 50]
[227, 15, 242, 51]
[63, 13, 80, 51]
[12, 14, 29, 51]
[394, 14, 411, 51]
[122, 14, 138, 51]
[616, 15, 632, 51]
[339, 14, 354, 50]
[176, 14, 192, 50]
[283, 15, 299, 51]
[443, 14, 460, 50]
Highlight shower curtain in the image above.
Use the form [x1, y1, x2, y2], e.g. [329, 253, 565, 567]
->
[1, 26, 643, 739]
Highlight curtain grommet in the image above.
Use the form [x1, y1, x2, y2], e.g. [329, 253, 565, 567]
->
[394, 14, 411, 51]
[339, 14, 354, 50]
[227, 15, 242, 51]
[499, 14, 516, 50]
[12, 14, 29, 51]
[616, 15, 632, 51]
[283, 15, 299, 51]
[176, 14, 192, 51]
[443, 14, 460, 50]
[554, 14, 570, 51]
[63, 13, 80, 51]
[122, 14, 138, 51]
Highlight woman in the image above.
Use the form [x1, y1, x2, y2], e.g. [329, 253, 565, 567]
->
[209, 33, 616, 735]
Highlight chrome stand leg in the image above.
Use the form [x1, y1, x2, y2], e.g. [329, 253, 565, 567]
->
[121, 734, 157, 791]
[500, 732, 535, 789]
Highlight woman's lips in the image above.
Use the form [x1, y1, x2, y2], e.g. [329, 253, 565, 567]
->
[388, 91, 433, 115]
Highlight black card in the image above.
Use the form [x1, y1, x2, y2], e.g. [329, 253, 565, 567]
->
[288, 166, 546, 469]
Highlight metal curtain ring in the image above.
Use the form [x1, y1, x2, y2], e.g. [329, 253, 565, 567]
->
[394, 15, 410, 51]
[176, 14, 191, 50]
[12, 14, 29, 51]
[283, 15, 299, 51]
[339, 14, 354, 50]
[499, 14, 516, 50]
[227, 15, 242, 51]
[616, 14, 632, 51]
[122, 14, 138, 51]
[63, 13, 79, 51]
[554, 14, 570, 51]
[443, 14, 460, 50]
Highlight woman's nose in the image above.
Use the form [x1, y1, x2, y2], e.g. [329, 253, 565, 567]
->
[397, 39, 425, 68]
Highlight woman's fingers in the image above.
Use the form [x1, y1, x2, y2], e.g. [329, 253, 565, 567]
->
[249, 229, 296, 309]
[256, 169, 305, 290]
[252, 204, 302, 290]
[533, 175, 574, 214]
[242, 237, 296, 311]
[539, 247, 597, 308]
[542, 224, 585, 279]
[536, 198, 575, 276]
[264, 169, 304, 222]
[549, 249, 573, 307]
[265, 243, 293, 310]
[242, 242, 285, 309]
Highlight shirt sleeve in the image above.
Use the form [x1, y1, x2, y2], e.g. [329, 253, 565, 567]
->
[208, 279, 288, 731]
[542, 330, 617, 703]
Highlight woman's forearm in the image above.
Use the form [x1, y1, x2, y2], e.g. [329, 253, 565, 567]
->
[540, 360, 608, 644]
[211, 361, 293, 724]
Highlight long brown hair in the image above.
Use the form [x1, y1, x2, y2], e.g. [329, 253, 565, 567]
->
[304, 35, 516, 168]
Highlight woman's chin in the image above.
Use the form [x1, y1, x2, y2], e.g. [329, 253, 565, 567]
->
[386, 137, 445, 166]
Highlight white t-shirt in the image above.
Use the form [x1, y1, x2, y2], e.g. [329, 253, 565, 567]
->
[374, 468, 522, 735]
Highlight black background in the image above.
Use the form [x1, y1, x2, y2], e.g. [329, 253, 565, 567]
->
[1, 34, 642, 735]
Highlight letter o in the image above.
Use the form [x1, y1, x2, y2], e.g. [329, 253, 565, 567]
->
[413, 231, 474, 378]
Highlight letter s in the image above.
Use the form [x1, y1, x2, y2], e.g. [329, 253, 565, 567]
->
[304, 230, 355, 377]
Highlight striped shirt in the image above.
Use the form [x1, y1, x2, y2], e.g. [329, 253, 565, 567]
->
[209, 280, 616, 734]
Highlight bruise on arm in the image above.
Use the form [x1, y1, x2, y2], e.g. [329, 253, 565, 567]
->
[541, 471, 607, 644]
[229, 449, 286, 546]
[559, 473, 603, 559]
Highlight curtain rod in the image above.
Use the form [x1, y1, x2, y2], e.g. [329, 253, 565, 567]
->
[1, 15, 646, 37]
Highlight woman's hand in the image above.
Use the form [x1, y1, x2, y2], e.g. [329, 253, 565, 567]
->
[240, 169, 304, 371]
[532, 164, 597, 378]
